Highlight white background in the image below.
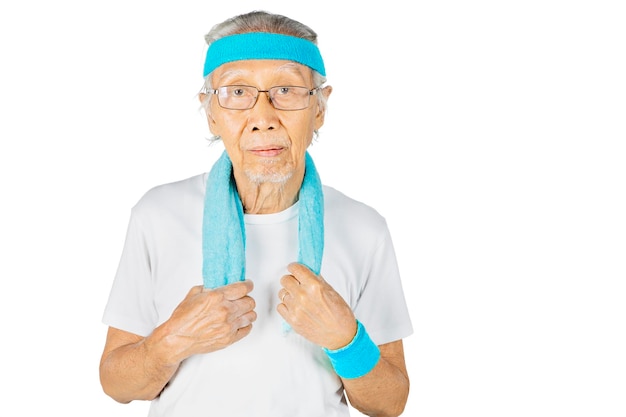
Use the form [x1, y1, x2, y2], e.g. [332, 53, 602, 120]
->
[1, 1, 624, 416]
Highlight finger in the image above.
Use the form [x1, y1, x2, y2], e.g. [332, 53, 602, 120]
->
[238, 310, 257, 327]
[287, 262, 320, 285]
[217, 296, 256, 325]
[278, 288, 290, 304]
[218, 280, 254, 301]
[233, 295, 256, 314]
[226, 308, 257, 333]
[232, 323, 254, 342]
[280, 273, 300, 290]
[276, 303, 290, 320]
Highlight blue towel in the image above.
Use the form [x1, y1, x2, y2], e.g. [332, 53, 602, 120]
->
[202, 150, 324, 289]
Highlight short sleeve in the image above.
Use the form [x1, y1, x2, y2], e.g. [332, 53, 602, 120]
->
[353, 224, 413, 346]
[101, 209, 158, 337]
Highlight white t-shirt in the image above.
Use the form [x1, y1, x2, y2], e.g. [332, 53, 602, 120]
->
[103, 173, 413, 417]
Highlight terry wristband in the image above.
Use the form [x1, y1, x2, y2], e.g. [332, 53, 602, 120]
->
[323, 320, 380, 379]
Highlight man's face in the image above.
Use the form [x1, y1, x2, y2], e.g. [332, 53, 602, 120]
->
[206, 59, 329, 185]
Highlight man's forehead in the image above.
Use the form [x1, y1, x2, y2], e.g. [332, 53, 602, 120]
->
[214, 61, 311, 80]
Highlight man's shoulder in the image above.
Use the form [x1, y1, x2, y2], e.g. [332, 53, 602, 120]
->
[322, 185, 386, 227]
[132, 173, 207, 214]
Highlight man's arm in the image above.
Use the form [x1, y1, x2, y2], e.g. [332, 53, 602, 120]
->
[99, 326, 179, 403]
[342, 340, 409, 417]
[277, 263, 410, 417]
[100, 281, 257, 403]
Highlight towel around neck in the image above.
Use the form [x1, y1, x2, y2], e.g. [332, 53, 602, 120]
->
[202, 150, 324, 289]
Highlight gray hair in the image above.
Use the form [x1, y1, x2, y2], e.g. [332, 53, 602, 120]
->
[199, 11, 328, 142]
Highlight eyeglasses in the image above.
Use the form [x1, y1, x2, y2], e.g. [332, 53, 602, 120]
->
[205, 85, 321, 111]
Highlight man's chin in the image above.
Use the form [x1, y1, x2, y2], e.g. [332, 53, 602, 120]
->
[245, 169, 293, 185]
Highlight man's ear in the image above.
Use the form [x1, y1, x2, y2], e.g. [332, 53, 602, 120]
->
[315, 85, 333, 129]
[199, 93, 219, 132]
[321, 85, 333, 98]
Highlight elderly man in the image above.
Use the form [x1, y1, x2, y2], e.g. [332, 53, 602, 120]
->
[100, 10, 413, 417]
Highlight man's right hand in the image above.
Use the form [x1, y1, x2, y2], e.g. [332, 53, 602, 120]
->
[100, 280, 256, 403]
[153, 280, 257, 365]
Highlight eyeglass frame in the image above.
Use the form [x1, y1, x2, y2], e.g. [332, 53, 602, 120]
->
[203, 85, 322, 111]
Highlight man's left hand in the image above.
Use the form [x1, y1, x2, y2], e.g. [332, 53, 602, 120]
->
[277, 262, 357, 350]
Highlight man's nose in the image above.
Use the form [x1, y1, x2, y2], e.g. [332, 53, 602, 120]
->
[248, 91, 279, 131]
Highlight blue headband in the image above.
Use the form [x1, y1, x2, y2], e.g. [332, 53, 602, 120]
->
[203, 32, 326, 77]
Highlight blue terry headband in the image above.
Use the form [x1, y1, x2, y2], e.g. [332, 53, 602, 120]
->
[203, 32, 326, 77]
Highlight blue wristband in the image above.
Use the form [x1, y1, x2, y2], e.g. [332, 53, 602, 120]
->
[323, 320, 381, 379]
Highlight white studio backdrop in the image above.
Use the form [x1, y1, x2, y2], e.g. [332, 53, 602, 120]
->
[0, 1, 624, 416]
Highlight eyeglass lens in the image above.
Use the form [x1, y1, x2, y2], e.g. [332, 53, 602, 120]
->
[216, 86, 313, 110]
